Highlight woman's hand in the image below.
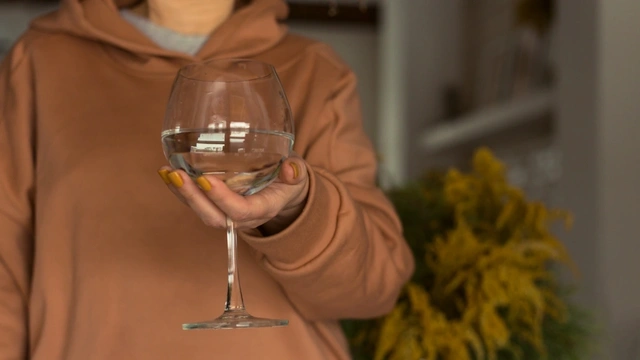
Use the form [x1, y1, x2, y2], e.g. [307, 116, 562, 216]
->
[157, 153, 309, 235]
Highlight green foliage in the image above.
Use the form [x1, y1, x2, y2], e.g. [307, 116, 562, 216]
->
[342, 149, 595, 360]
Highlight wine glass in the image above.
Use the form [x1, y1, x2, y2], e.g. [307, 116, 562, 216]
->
[161, 59, 294, 330]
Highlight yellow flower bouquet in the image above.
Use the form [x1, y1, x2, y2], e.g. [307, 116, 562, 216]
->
[342, 148, 593, 360]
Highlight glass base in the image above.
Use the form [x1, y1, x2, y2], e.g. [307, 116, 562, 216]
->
[182, 310, 288, 330]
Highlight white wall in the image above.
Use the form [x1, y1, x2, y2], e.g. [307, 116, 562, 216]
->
[556, 0, 640, 359]
[598, 0, 640, 358]
[0, 2, 56, 40]
[404, 0, 463, 181]
[376, 0, 463, 187]
[288, 23, 379, 148]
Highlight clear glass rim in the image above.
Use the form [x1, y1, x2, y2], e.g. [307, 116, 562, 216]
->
[177, 58, 277, 83]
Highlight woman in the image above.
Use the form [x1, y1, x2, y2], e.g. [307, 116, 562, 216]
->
[0, 0, 414, 359]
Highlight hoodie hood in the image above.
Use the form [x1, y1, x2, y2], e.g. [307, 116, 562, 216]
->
[30, 0, 289, 61]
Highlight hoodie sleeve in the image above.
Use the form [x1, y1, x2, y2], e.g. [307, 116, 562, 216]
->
[0, 41, 35, 359]
[240, 58, 415, 321]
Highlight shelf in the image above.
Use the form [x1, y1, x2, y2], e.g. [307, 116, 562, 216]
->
[420, 89, 554, 153]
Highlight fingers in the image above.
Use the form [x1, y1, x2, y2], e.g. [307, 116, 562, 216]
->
[158, 168, 273, 229]
[157, 167, 187, 205]
[157, 152, 310, 230]
[196, 175, 264, 221]
[158, 168, 228, 228]
[279, 152, 307, 185]
[157, 168, 172, 185]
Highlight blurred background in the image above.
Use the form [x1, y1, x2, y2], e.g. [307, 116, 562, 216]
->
[1, 0, 638, 359]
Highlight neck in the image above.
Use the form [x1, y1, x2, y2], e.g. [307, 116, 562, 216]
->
[131, 0, 235, 35]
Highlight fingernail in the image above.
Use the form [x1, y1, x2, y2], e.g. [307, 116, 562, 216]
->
[168, 171, 184, 188]
[158, 169, 171, 184]
[196, 176, 212, 191]
[290, 162, 300, 179]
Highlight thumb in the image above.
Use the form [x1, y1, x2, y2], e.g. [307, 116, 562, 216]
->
[279, 152, 308, 185]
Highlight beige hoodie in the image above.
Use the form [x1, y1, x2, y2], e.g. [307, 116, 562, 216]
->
[0, 0, 414, 359]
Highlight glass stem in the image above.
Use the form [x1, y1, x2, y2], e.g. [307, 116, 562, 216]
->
[224, 217, 246, 313]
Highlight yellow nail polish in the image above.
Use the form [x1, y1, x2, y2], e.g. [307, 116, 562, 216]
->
[158, 169, 171, 185]
[168, 171, 184, 188]
[196, 176, 212, 191]
[290, 162, 300, 179]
